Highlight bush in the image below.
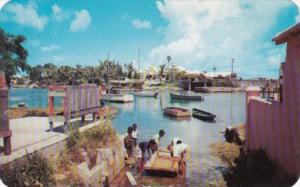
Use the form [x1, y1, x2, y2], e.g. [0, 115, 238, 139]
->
[1, 152, 55, 187]
[223, 149, 297, 187]
[66, 128, 81, 150]
[84, 120, 117, 145]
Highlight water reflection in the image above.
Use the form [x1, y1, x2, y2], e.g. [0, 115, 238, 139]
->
[110, 89, 246, 186]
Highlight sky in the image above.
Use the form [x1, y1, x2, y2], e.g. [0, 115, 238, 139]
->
[0, 0, 299, 78]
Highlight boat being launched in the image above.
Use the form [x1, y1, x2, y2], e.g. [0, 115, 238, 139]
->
[170, 92, 204, 101]
[102, 94, 134, 103]
[192, 108, 216, 121]
[163, 107, 191, 118]
[133, 92, 159, 98]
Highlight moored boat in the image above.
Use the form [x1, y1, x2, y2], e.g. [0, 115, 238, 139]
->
[170, 92, 204, 101]
[133, 92, 159, 98]
[192, 108, 216, 121]
[102, 94, 134, 103]
[163, 107, 191, 118]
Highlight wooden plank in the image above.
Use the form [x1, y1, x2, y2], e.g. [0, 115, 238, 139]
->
[48, 91, 66, 97]
[0, 130, 11, 138]
[125, 171, 137, 186]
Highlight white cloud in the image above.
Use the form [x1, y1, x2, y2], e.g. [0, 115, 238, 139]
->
[132, 19, 151, 29]
[0, 0, 10, 10]
[4, 2, 48, 30]
[41, 44, 60, 52]
[53, 55, 65, 63]
[52, 4, 69, 22]
[147, 0, 292, 77]
[70, 9, 91, 32]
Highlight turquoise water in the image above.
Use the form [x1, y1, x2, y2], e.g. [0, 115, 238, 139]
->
[110, 89, 246, 186]
[9, 88, 61, 108]
[9, 88, 246, 185]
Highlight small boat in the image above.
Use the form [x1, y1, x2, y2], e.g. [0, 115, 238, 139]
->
[170, 92, 204, 101]
[192, 108, 216, 121]
[133, 92, 159, 98]
[144, 151, 178, 177]
[163, 107, 191, 118]
[102, 94, 134, 103]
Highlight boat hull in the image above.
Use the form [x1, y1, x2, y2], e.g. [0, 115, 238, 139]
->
[192, 108, 216, 121]
[102, 94, 134, 103]
[133, 92, 158, 98]
[170, 93, 203, 101]
[163, 107, 191, 118]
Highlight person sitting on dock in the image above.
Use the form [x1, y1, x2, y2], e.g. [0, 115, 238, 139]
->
[124, 126, 135, 158]
[153, 129, 165, 146]
[132, 123, 138, 147]
[137, 139, 158, 172]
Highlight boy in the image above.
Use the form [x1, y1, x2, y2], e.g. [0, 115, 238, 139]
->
[124, 126, 135, 158]
[138, 139, 158, 173]
[153, 129, 165, 145]
[132, 123, 138, 146]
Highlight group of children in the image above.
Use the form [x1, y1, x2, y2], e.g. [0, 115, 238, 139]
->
[124, 124, 190, 175]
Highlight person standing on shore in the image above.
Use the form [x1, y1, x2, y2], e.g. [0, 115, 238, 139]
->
[132, 123, 138, 147]
[124, 126, 135, 158]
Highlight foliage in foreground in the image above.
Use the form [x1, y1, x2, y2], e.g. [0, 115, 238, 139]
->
[223, 148, 298, 187]
[0, 152, 55, 187]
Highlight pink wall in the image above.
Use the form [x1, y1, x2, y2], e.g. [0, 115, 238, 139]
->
[246, 29, 300, 177]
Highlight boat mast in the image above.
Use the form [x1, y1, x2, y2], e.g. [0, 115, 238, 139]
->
[138, 46, 140, 77]
[107, 53, 110, 94]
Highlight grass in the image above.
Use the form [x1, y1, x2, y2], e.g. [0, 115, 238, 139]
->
[7, 107, 63, 119]
[210, 124, 297, 187]
[0, 151, 55, 187]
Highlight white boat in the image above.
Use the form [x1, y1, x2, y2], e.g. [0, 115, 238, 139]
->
[133, 92, 159, 98]
[102, 94, 134, 103]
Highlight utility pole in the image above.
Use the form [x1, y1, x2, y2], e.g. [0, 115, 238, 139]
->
[231, 58, 234, 81]
[138, 47, 140, 73]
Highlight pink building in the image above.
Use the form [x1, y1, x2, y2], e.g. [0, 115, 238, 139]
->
[246, 23, 300, 177]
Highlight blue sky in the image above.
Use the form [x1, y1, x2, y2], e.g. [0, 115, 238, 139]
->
[0, 0, 299, 78]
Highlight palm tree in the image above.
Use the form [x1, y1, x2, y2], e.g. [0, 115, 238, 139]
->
[166, 56, 171, 82]
[159, 64, 166, 79]
[213, 66, 217, 78]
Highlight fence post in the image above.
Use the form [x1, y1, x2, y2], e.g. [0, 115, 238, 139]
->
[0, 71, 12, 155]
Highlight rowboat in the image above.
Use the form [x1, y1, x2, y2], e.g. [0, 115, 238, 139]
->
[170, 92, 204, 101]
[163, 107, 191, 118]
[102, 94, 134, 103]
[133, 92, 159, 98]
[192, 108, 216, 121]
[144, 151, 178, 177]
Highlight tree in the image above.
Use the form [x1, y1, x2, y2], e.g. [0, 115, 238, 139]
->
[43, 63, 57, 84]
[159, 64, 166, 77]
[126, 62, 135, 79]
[166, 56, 172, 82]
[0, 29, 29, 86]
[29, 65, 43, 83]
[213, 66, 217, 78]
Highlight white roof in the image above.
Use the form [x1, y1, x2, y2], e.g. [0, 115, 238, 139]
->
[204, 72, 231, 78]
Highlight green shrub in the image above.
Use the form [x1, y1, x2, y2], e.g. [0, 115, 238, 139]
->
[66, 128, 81, 150]
[1, 152, 54, 187]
